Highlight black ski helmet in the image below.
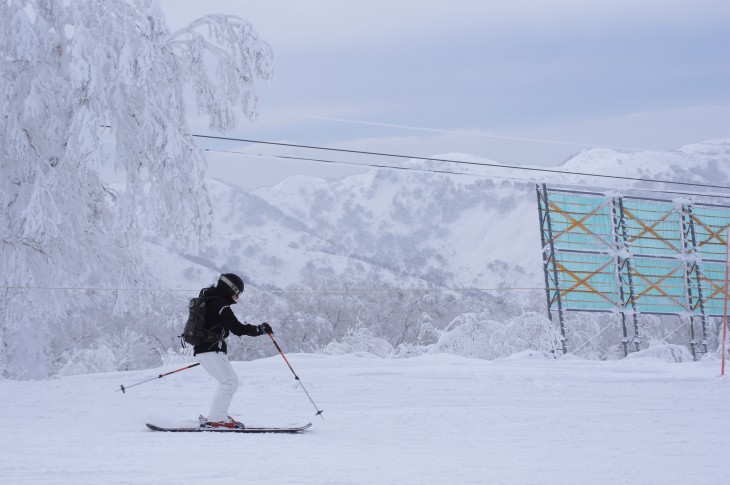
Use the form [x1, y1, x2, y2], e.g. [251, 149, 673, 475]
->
[219, 273, 244, 296]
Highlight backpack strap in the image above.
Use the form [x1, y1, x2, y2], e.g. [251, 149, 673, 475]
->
[201, 296, 227, 350]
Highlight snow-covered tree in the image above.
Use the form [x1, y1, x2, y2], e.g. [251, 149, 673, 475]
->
[0, 0, 273, 378]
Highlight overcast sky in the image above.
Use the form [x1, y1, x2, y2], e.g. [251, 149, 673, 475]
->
[158, 0, 730, 186]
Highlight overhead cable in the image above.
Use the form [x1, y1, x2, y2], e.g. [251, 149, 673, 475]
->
[203, 148, 730, 202]
[193, 134, 730, 192]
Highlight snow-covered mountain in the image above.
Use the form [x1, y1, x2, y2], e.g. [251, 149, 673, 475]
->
[557, 138, 730, 188]
[146, 139, 730, 295]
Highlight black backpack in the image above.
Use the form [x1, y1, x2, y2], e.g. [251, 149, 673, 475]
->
[179, 295, 223, 348]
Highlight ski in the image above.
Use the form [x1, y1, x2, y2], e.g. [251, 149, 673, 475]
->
[146, 422, 312, 433]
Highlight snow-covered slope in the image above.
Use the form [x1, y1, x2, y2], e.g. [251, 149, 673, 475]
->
[146, 166, 543, 292]
[1, 353, 728, 484]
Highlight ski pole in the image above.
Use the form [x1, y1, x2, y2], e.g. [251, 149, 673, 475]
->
[117, 362, 200, 394]
[268, 333, 324, 420]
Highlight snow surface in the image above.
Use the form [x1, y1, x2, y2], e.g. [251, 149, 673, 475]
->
[1, 352, 728, 484]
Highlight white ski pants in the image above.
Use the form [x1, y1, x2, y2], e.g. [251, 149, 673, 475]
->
[197, 351, 239, 422]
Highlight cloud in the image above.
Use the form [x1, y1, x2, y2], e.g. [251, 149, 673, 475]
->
[162, 0, 730, 179]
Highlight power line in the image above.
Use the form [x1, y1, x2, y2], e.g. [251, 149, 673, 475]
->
[193, 134, 730, 192]
[101, 123, 730, 192]
[1, 285, 544, 293]
[203, 149, 478, 178]
[203, 148, 730, 202]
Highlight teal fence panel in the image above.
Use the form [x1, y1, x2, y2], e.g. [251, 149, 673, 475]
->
[691, 206, 730, 261]
[554, 251, 620, 311]
[546, 193, 614, 251]
[543, 189, 730, 317]
[622, 200, 682, 258]
[629, 257, 687, 314]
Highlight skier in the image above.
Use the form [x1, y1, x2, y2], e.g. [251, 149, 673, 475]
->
[195, 273, 273, 429]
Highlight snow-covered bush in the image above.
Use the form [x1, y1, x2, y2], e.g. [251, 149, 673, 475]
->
[492, 312, 562, 356]
[320, 328, 395, 358]
[431, 313, 503, 359]
[431, 312, 561, 359]
[57, 345, 118, 376]
[624, 344, 694, 363]
[391, 342, 429, 358]
[561, 313, 626, 360]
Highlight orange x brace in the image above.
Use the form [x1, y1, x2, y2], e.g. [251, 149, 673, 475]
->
[624, 208, 678, 252]
[691, 215, 730, 249]
[699, 274, 727, 302]
[631, 264, 686, 308]
[549, 201, 613, 248]
[555, 259, 618, 306]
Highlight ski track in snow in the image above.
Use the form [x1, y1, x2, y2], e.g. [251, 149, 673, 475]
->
[1, 353, 729, 484]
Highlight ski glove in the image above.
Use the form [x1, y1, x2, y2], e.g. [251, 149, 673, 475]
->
[258, 322, 273, 335]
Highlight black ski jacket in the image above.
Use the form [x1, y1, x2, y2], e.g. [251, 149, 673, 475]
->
[193, 285, 263, 355]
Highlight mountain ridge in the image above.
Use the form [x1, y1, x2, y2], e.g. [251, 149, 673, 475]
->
[145, 139, 730, 295]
